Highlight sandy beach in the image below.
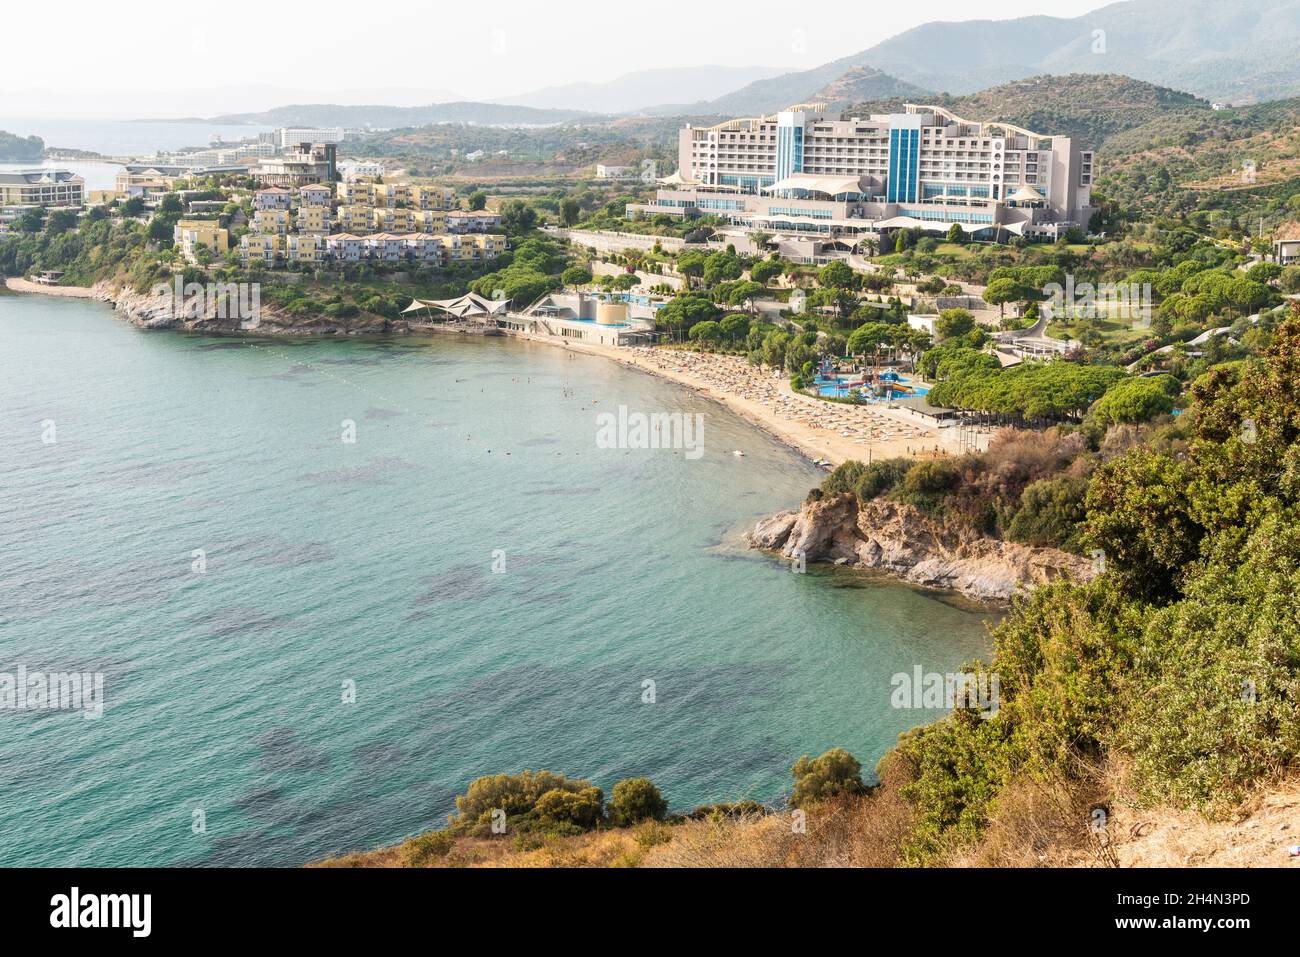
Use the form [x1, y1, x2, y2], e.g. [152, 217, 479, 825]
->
[514, 331, 973, 466]
[5, 277, 976, 467]
[4, 277, 98, 298]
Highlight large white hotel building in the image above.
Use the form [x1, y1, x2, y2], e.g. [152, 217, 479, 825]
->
[629, 103, 1094, 251]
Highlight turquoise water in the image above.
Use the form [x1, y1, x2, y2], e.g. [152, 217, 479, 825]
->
[0, 292, 992, 866]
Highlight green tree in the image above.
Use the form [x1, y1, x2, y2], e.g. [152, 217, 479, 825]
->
[983, 277, 1022, 318]
[935, 308, 976, 341]
[560, 265, 593, 287]
[751, 258, 784, 284]
[818, 259, 854, 289]
[500, 199, 538, 233]
[687, 319, 723, 348]
[1086, 375, 1177, 428]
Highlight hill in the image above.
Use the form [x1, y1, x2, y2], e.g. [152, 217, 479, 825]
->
[812, 66, 936, 110]
[697, 0, 1300, 113]
[496, 65, 793, 114]
[842, 74, 1211, 151]
[0, 130, 45, 163]
[681, 60, 928, 117]
[859, 0, 1300, 104]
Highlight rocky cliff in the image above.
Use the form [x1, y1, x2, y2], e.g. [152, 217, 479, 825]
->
[747, 493, 1094, 602]
[91, 280, 396, 336]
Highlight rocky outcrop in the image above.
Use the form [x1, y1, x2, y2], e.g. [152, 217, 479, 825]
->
[747, 493, 1094, 602]
[91, 280, 396, 336]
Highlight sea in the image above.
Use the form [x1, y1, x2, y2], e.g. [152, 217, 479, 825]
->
[0, 291, 993, 865]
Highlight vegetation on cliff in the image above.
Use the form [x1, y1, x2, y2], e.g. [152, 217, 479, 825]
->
[889, 314, 1300, 862]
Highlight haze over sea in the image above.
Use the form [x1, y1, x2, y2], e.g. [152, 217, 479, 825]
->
[0, 292, 991, 866]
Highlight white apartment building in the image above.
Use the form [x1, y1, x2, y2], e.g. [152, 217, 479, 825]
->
[340, 161, 385, 181]
[278, 127, 346, 149]
[630, 103, 1094, 245]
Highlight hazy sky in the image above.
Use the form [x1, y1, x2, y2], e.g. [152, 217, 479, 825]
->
[3, 0, 1110, 116]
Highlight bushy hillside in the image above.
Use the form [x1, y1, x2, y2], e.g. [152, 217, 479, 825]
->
[810, 66, 932, 110]
[842, 74, 1210, 151]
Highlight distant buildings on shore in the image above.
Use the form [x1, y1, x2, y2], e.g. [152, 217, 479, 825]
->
[237, 179, 505, 268]
[0, 169, 85, 207]
[0, 169, 86, 236]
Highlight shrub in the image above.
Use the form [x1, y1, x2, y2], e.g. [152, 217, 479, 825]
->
[853, 458, 912, 503]
[1007, 474, 1089, 551]
[448, 769, 598, 836]
[400, 830, 454, 866]
[790, 748, 869, 808]
[633, 821, 675, 849]
[532, 786, 604, 831]
[894, 459, 960, 512]
[819, 460, 866, 498]
[607, 778, 667, 827]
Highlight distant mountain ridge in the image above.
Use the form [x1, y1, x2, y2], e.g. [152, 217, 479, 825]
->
[201, 102, 605, 129]
[494, 65, 793, 114]
[685, 0, 1300, 114]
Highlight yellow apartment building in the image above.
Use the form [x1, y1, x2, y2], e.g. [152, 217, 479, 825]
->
[408, 185, 456, 210]
[336, 180, 377, 206]
[371, 207, 418, 232]
[336, 204, 374, 234]
[286, 233, 325, 264]
[173, 219, 230, 262]
[411, 209, 447, 232]
[252, 208, 291, 235]
[240, 233, 282, 265]
[440, 233, 506, 264]
[295, 206, 331, 234]
[0, 169, 86, 207]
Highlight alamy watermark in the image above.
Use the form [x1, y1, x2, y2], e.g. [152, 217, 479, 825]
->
[0, 666, 104, 719]
[891, 666, 1000, 719]
[151, 276, 261, 323]
[1043, 276, 1151, 327]
[596, 405, 705, 460]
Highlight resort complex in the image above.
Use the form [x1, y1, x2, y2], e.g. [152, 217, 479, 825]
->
[0, 168, 86, 208]
[235, 180, 505, 268]
[630, 104, 1095, 253]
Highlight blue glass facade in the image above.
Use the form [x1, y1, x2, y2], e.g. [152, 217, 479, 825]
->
[776, 122, 804, 181]
[887, 128, 919, 203]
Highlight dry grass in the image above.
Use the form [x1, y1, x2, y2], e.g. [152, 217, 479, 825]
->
[314, 762, 1300, 869]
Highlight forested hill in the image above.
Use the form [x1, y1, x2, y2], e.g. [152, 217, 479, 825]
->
[0, 130, 45, 162]
[842, 74, 1211, 151]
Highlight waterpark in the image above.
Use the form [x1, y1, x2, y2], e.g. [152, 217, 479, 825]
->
[809, 359, 930, 403]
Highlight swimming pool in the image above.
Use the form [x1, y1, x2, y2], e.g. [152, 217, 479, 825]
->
[813, 373, 929, 401]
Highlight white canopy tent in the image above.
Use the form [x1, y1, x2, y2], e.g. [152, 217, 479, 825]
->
[763, 173, 867, 197]
[403, 292, 511, 321]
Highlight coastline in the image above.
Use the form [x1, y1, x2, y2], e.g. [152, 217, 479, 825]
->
[512, 331, 959, 466]
[6, 275, 965, 467]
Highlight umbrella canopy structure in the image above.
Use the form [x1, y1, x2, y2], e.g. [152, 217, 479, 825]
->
[403, 292, 511, 321]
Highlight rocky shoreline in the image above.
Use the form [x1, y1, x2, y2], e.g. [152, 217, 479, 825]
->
[88, 279, 403, 336]
[746, 492, 1094, 602]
